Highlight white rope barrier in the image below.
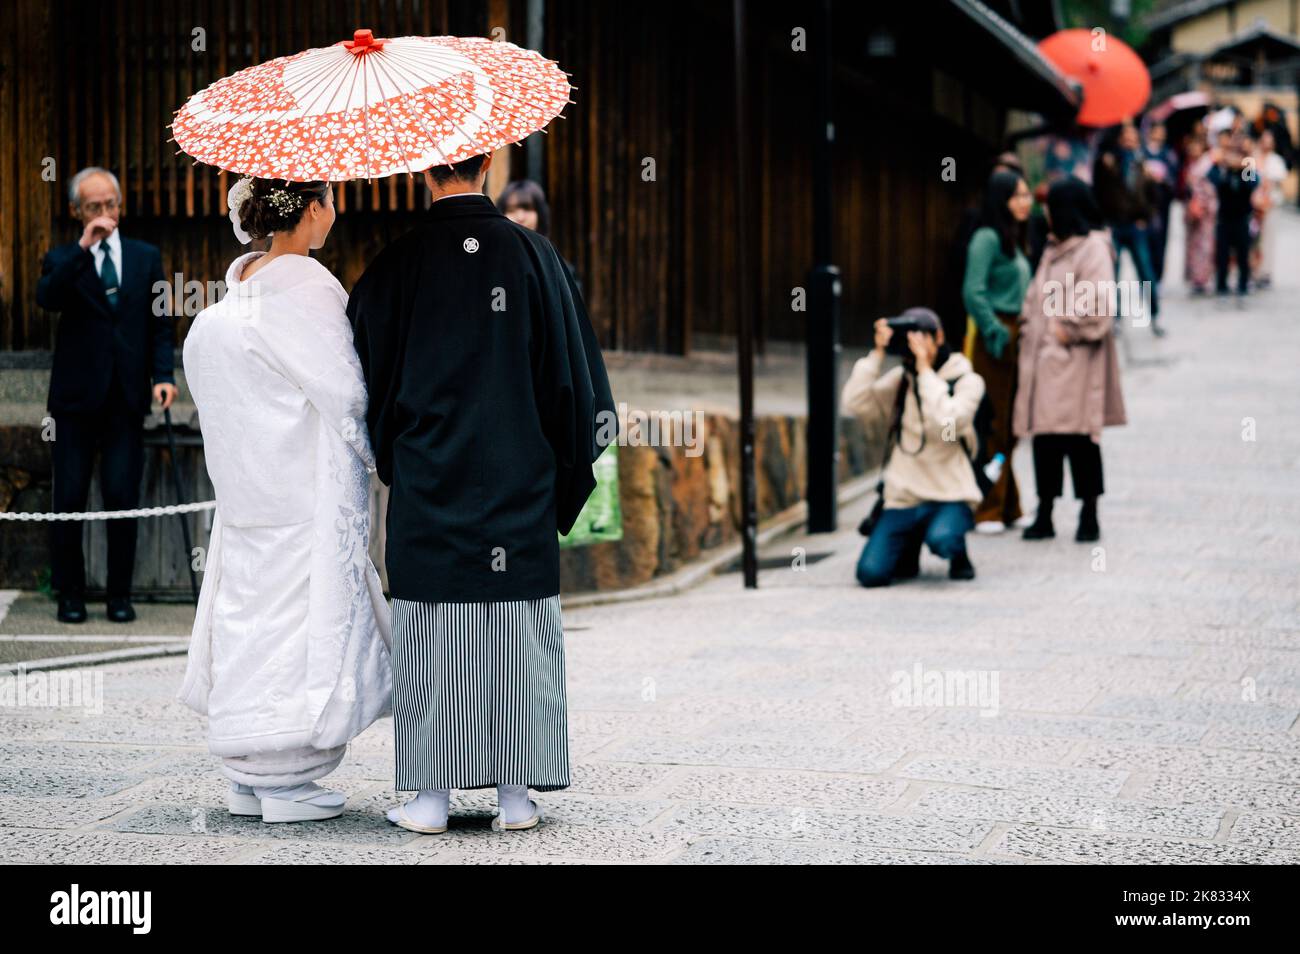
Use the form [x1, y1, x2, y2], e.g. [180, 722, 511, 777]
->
[0, 501, 216, 522]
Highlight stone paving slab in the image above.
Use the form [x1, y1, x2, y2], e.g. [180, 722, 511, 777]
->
[1068, 741, 1300, 785]
[991, 825, 1300, 865]
[1226, 813, 1300, 850]
[1126, 774, 1300, 814]
[670, 836, 1009, 865]
[897, 756, 1129, 799]
[910, 787, 1224, 839]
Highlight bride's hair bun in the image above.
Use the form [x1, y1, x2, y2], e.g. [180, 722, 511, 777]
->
[238, 178, 329, 240]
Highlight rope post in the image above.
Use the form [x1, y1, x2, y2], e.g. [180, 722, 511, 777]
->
[162, 408, 201, 605]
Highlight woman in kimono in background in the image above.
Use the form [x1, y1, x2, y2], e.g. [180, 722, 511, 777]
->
[178, 177, 392, 823]
[1181, 136, 1218, 295]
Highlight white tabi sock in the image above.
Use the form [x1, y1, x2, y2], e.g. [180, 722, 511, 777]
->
[497, 784, 536, 825]
[387, 788, 450, 828]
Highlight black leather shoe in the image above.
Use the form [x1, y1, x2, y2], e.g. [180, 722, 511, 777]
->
[57, 596, 87, 624]
[1022, 520, 1055, 540]
[948, 552, 976, 581]
[106, 597, 136, 623]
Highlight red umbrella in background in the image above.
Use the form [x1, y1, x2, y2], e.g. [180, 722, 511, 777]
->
[1038, 29, 1150, 127]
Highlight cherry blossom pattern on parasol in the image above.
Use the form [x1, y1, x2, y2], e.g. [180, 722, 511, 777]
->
[170, 30, 572, 182]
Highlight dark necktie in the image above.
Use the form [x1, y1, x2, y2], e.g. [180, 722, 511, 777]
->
[98, 240, 119, 310]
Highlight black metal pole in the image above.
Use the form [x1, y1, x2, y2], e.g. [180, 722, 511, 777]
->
[162, 408, 200, 605]
[733, 0, 758, 588]
[526, 0, 546, 184]
[806, 0, 840, 533]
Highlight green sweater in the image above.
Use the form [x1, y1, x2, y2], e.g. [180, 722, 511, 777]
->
[962, 226, 1030, 358]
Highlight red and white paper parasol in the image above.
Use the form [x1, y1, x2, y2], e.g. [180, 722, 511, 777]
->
[171, 30, 571, 182]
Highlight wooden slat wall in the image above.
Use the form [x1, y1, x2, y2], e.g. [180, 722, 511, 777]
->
[0, 0, 57, 351]
[3, 0, 462, 349]
[3, 0, 1001, 356]
[543, 0, 992, 354]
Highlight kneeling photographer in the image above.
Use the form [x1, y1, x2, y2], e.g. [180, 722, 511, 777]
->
[840, 308, 989, 587]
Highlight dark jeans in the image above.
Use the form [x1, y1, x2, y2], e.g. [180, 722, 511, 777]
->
[1111, 222, 1160, 319]
[855, 501, 974, 588]
[50, 395, 144, 598]
[1033, 434, 1103, 500]
[1215, 216, 1251, 294]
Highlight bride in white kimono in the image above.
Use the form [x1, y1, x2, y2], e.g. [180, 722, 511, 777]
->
[178, 176, 391, 823]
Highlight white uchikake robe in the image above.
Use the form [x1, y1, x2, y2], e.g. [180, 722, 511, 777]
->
[177, 251, 392, 787]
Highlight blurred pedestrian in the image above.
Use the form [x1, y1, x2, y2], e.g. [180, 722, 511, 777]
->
[1015, 178, 1126, 543]
[961, 170, 1032, 534]
[1251, 129, 1288, 288]
[1043, 131, 1095, 186]
[1181, 136, 1217, 295]
[1094, 122, 1163, 336]
[939, 154, 1023, 350]
[36, 167, 177, 624]
[1141, 121, 1179, 284]
[841, 309, 985, 586]
[1252, 103, 1294, 172]
[1208, 135, 1258, 296]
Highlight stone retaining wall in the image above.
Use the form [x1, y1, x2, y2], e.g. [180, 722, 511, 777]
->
[1, 360, 879, 596]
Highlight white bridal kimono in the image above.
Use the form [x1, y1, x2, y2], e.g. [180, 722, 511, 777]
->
[178, 251, 392, 787]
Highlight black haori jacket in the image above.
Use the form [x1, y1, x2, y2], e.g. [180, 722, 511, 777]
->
[348, 193, 616, 602]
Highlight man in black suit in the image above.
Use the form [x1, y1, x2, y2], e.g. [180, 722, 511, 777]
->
[36, 167, 176, 623]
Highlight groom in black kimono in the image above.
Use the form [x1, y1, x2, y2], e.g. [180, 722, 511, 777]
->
[348, 152, 615, 834]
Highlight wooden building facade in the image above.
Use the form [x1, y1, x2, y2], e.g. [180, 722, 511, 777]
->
[0, 0, 1077, 358]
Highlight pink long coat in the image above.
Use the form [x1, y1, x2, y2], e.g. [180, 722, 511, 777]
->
[1014, 229, 1127, 439]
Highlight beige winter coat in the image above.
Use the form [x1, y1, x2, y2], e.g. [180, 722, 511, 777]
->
[1014, 229, 1127, 439]
[840, 350, 985, 509]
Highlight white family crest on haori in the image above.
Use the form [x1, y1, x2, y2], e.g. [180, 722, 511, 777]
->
[177, 251, 392, 783]
[170, 31, 572, 182]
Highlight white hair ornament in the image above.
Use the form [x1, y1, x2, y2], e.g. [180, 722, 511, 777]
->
[227, 175, 256, 245]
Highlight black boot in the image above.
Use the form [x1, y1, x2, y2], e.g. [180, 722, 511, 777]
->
[948, 551, 976, 580]
[1022, 498, 1055, 540]
[1076, 497, 1100, 542]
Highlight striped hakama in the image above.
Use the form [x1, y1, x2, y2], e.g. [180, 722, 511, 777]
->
[390, 595, 571, 793]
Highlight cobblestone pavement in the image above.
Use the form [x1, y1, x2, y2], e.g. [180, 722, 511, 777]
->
[2, 212, 1298, 864]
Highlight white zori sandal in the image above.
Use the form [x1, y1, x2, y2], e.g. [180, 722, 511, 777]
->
[491, 799, 544, 831]
[226, 782, 262, 817]
[254, 782, 347, 823]
[390, 803, 448, 835]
